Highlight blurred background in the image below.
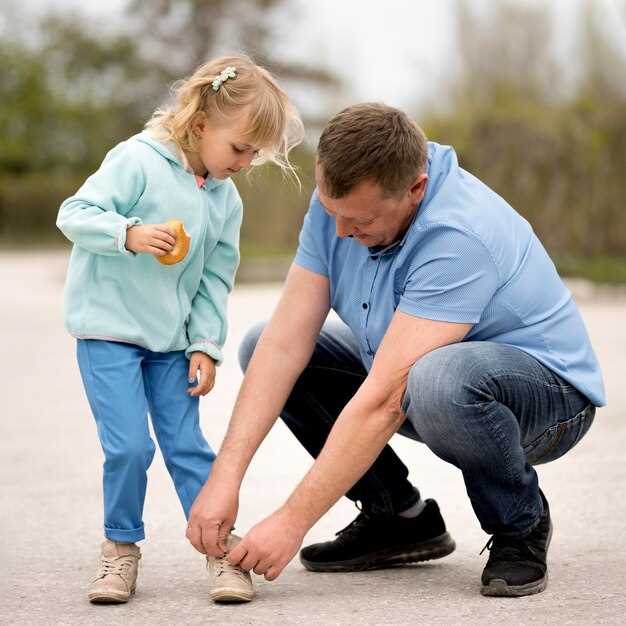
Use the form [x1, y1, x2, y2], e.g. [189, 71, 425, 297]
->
[2, 6, 626, 622]
[1, 0, 625, 282]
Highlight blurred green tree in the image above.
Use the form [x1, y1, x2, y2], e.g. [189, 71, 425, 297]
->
[0, 42, 51, 174]
[126, 0, 338, 94]
[0, 0, 333, 254]
[2, 0, 625, 282]
[422, 0, 626, 270]
[451, 1, 559, 109]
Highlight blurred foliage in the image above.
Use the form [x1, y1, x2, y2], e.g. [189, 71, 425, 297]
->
[425, 100, 626, 258]
[235, 147, 316, 254]
[126, 0, 339, 92]
[0, 17, 162, 175]
[0, 0, 330, 256]
[0, 0, 625, 282]
[556, 255, 626, 285]
[421, 0, 626, 270]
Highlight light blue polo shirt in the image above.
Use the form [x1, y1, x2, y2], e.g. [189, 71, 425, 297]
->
[294, 142, 606, 407]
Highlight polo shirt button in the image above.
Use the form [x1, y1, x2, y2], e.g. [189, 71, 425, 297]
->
[362, 303, 368, 309]
[367, 350, 373, 355]
[370, 255, 378, 261]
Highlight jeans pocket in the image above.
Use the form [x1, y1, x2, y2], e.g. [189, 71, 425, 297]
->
[524, 404, 596, 465]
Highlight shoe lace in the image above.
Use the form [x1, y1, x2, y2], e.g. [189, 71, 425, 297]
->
[479, 533, 545, 563]
[214, 556, 247, 580]
[98, 555, 135, 580]
[335, 512, 371, 541]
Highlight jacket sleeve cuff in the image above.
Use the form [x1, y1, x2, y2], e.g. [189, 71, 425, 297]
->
[186, 339, 224, 365]
[116, 217, 143, 256]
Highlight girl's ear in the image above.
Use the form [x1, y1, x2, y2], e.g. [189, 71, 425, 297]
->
[191, 112, 208, 138]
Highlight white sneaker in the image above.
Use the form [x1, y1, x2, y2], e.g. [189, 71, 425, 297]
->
[207, 534, 255, 603]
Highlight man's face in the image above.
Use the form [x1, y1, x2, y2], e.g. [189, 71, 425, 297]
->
[316, 166, 428, 247]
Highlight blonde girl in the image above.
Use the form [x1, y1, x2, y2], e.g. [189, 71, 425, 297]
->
[57, 54, 303, 604]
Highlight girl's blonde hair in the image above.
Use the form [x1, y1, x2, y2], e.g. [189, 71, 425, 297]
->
[146, 54, 304, 181]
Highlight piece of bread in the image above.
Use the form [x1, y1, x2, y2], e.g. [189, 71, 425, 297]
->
[157, 220, 191, 265]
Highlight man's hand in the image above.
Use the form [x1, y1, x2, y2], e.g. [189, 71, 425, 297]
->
[228, 507, 308, 581]
[185, 265, 330, 567]
[125, 223, 176, 256]
[186, 479, 239, 557]
[188, 352, 216, 397]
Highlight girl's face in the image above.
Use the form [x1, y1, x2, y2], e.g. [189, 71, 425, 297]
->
[190, 112, 260, 180]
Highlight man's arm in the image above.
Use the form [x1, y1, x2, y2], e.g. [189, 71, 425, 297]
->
[186, 264, 330, 556]
[229, 310, 471, 579]
[283, 311, 472, 526]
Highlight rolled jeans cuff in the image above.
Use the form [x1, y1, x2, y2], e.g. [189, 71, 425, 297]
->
[104, 524, 145, 543]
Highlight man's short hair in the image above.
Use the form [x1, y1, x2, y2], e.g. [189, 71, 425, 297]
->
[317, 103, 428, 198]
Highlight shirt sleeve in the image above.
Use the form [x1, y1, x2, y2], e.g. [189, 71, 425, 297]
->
[56, 141, 146, 256]
[185, 196, 243, 365]
[293, 190, 330, 277]
[398, 225, 500, 323]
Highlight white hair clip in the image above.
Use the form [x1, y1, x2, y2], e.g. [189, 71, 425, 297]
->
[211, 66, 237, 91]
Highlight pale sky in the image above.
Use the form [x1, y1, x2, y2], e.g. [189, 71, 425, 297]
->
[11, 0, 626, 115]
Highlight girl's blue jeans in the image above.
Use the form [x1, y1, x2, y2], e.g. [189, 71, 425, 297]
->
[77, 339, 215, 543]
[239, 319, 596, 537]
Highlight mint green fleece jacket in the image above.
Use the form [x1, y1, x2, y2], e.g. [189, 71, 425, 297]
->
[56, 131, 243, 364]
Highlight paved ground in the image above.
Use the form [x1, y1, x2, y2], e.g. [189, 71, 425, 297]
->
[1, 250, 625, 625]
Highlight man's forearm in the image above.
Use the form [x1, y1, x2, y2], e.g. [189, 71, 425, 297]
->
[282, 383, 405, 531]
[211, 334, 312, 485]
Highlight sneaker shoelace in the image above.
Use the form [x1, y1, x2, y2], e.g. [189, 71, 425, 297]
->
[335, 512, 374, 542]
[214, 556, 248, 580]
[97, 555, 136, 581]
[480, 533, 545, 563]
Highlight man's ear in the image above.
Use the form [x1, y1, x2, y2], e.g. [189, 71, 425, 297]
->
[409, 173, 428, 203]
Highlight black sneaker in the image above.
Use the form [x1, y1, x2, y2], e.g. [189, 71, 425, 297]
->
[299, 499, 455, 572]
[480, 492, 553, 597]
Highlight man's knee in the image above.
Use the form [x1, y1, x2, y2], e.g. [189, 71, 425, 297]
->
[238, 321, 267, 373]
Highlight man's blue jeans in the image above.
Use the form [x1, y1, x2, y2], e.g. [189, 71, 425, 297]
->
[239, 319, 595, 537]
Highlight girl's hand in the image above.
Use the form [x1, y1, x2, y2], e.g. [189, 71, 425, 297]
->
[125, 224, 176, 255]
[188, 352, 216, 397]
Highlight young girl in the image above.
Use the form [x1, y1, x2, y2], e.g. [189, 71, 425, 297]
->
[56, 54, 303, 604]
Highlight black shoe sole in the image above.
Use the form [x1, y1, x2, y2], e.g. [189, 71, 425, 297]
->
[300, 532, 456, 572]
[480, 574, 548, 597]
